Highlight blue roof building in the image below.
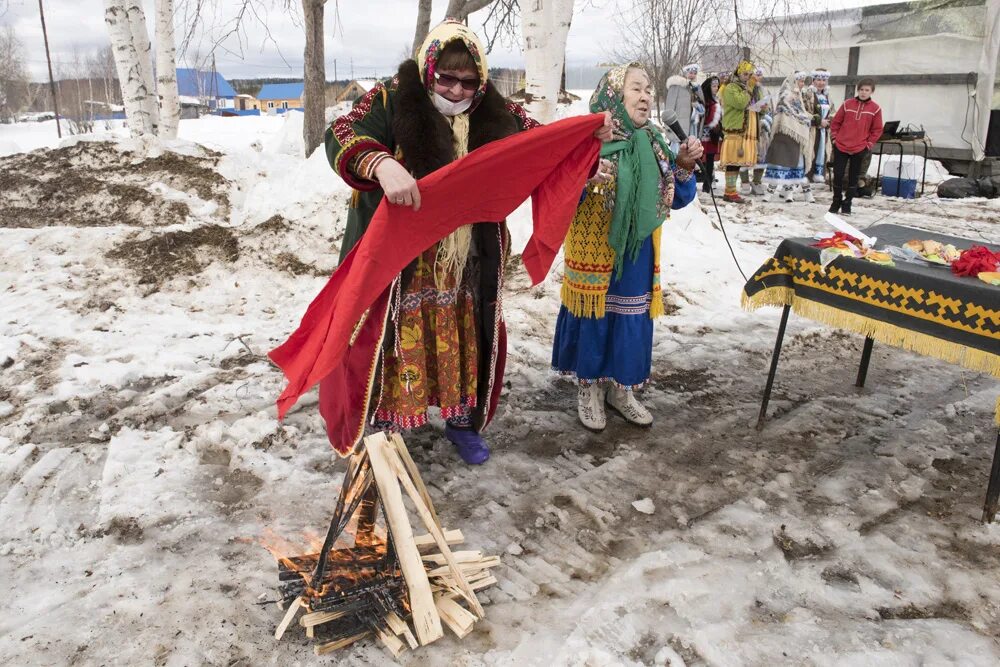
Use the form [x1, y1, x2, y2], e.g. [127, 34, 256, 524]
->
[255, 82, 305, 113]
[256, 82, 305, 101]
[175, 68, 237, 110]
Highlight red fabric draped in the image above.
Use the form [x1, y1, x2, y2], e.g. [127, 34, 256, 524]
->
[269, 113, 604, 419]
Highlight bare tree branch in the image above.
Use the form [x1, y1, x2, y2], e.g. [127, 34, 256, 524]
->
[480, 0, 519, 53]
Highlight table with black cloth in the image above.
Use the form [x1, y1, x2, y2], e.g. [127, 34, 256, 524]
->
[742, 223, 1000, 521]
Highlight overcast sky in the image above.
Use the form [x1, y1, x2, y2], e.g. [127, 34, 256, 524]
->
[4, 0, 890, 81]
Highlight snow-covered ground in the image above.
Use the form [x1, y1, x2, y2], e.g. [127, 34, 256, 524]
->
[1, 106, 998, 666]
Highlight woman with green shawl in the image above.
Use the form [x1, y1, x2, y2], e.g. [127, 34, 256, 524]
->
[552, 63, 700, 432]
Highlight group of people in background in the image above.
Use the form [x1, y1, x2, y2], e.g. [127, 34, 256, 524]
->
[666, 61, 883, 213]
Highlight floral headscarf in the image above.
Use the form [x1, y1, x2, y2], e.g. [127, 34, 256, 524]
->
[417, 19, 489, 111]
[589, 62, 676, 275]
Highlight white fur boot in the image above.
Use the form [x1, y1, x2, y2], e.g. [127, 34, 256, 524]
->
[577, 384, 607, 432]
[606, 386, 653, 426]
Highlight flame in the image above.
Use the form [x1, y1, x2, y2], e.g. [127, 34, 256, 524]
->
[258, 525, 395, 599]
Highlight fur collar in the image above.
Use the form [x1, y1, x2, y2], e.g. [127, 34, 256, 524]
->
[392, 59, 519, 179]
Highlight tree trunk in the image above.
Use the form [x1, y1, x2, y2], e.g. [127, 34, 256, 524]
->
[155, 0, 179, 139]
[521, 0, 574, 124]
[104, 0, 158, 136]
[302, 0, 327, 157]
[413, 0, 433, 56]
[446, 0, 497, 22]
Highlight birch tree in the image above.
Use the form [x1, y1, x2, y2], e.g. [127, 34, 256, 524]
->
[521, 0, 574, 123]
[0, 25, 27, 122]
[155, 0, 180, 139]
[104, 0, 159, 136]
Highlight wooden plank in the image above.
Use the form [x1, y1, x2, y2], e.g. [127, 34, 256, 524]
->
[375, 626, 406, 658]
[432, 576, 498, 600]
[389, 432, 441, 524]
[425, 557, 501, 579]
[364, 433, 442, 645]
[300, 609, 349, 628]
[385, 612, 419, 650]
[414, 528, 464, 549]
[421, 550, 483, 565]
[760, 72, 978, 88]
[274, 596, 303, 640]
[431, 571, 496, 591]
[385, 443, 485, 619]
[305, 625, 314, 639]
[314, 631, 369, 655]
[845, 45, 860, 99]
[435, 595, 477, 639]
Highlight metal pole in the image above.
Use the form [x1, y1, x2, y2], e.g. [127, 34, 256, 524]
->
[38, 0, 62, 138]
[983, 431, 1000, 523]
[756, 305, 791, 430]
[855, 336, 874, 388]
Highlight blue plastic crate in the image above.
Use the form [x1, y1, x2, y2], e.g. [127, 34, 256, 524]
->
[882, 176, 917, 199]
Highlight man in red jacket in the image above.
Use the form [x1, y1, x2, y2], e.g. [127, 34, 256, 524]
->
[829, 77, 884, 215]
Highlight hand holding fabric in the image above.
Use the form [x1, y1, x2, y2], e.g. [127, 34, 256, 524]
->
[375, 159, 422, 211]
[593, 111, 613, 142]
[588, 158, 614, 185]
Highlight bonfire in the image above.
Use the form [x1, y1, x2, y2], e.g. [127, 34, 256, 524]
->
[268, 432, 500, 657]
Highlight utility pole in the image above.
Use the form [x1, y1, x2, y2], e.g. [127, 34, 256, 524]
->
[38, 0, 62, 138]
[211, 53, 218, 112]
[350, 57, 354, 80]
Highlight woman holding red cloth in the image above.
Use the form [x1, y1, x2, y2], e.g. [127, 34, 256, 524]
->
[323, 20, 537, 465]
[323, 20, 610, 464]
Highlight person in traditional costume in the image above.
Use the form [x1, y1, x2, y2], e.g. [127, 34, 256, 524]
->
[807, 68, 835, 182]
[739, 66, 771, 195]
[552, 63, 700, 432]
[322, 20, 550, 465]
[699, 74, 722, 194]
[761, 72, 816, 203]
[719, 60, 757, 203]
[664, 63, 705, 148]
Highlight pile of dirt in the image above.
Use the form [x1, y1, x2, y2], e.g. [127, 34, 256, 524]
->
[107, 224, 239, 285]
[0, 141, 229, 228]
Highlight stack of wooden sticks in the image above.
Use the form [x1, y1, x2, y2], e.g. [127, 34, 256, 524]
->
[272, 432, 500, 657]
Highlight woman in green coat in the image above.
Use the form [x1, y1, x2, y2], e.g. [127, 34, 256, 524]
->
[718, 60, 757, 203]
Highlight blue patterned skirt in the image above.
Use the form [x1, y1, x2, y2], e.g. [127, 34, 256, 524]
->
[552, 237, 655, 389]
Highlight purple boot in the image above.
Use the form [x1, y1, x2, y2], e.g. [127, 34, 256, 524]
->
[445, 424, 490, 465]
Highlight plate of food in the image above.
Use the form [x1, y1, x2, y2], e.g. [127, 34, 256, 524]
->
[903, 239, 962, 265]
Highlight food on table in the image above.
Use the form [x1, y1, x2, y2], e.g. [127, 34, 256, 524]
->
[904, 239, 962, 264]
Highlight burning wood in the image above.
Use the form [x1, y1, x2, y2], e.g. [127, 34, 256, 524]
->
[268, 432, 500, 658]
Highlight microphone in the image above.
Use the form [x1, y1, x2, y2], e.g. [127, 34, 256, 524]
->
[661, 109, 688, 141]
[661, 109, 700, 173]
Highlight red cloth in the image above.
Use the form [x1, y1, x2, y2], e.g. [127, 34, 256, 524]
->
[951, 245, 1000, 277]
[812, 231, 861, 249]
[830, 97, 884, 154]
[269, 113, 604, 420]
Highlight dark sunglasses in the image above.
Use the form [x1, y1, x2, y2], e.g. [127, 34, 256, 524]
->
[434, 71, 480, 92]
